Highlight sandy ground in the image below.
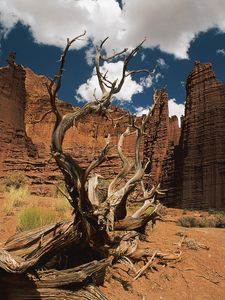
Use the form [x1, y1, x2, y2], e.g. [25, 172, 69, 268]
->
[0, 194, 225, 300]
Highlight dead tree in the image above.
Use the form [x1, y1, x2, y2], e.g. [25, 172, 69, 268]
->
[0, 33, 179, 299]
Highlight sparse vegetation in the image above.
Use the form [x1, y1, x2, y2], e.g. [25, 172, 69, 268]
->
[18, 207, 59, 231]
[3, 173, 28, 191]
[55, 196, 73, 216]
[177, 215, 225, 228]
[4, 186, 29, 215]
[208, 209, 225, 216]
[184, 238, 201, 250]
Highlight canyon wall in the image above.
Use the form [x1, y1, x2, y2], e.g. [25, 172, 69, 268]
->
[0, 58, 139, 195]
[1, 56, 225, 209]
[0, 54, 38, 184]
[179, 61, 225, 209]
[143, 89, 181, 205]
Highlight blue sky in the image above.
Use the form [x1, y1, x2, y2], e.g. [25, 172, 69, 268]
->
[1, 0, 225, 120]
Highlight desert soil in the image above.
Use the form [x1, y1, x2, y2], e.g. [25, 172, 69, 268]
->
[0, 194, 225, 300]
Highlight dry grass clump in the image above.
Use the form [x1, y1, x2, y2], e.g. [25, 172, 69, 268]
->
[184, 238, 201, 250]
[3, 173, 28, 191]
[18, 207, 59, 231]
[55, 196, 72, 213]
[177, 215, 225, 228]
[3, 178, 72, 229]
[18, 204, 72, 231]
[4, 186, 30, 216]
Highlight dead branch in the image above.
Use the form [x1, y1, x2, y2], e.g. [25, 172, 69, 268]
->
[134, 250, 157, 280]
[0, 34, 172, 299]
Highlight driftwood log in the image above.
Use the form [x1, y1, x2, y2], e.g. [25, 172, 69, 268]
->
[0, 33, 178, 299]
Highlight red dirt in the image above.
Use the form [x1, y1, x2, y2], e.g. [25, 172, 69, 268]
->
[0, 195, 224, 300]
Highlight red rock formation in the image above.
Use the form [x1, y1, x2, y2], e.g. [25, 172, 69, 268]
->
[0, 55, 38, 180]
[0, 59, 139, 195]
[4, 56, 225, 210]
[169, 116, 180, 146]
[24, 67, 137, 177]
[143, 90, 181, 202]
[180, 61, 225, 209]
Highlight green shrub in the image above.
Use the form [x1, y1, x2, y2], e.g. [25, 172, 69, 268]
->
[4, 186, 29, 215]
[208, 209, 225, 216]
[18, 207, 59, 231]
[177, 215, 225, 228]
[184, 238, 200, 250]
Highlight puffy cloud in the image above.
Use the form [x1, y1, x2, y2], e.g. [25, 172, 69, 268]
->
[135, 99, 185, 126]
[1, 0, 225, 58]
[217, 48, 225, 56]
[156, 58, 168, 68]
[76, 60, 143, 103]
[168, 98, 185, 126]
[134, 106, 149, 116]
[85, 47, 96, 66]
[140, 74, 153, 88]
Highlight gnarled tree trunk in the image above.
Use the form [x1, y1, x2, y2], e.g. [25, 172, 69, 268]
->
[0, 33, 172, 299]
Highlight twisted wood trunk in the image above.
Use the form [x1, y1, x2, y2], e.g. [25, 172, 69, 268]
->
[0, 34, 164, 299]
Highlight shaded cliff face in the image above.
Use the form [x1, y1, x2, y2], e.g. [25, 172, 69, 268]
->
[0, 59, 38, 177]
[0, 61, 140, 194]
[2, 57, 224, 210]
[143, 90, 181, 203]
[180, 62, 225, 209]
[24, 67, 138, 176]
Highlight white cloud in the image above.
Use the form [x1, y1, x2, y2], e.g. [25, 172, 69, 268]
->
[155, 72, 163, 82]
[140, 74, 153, 88]
[141, 53, 146, 61]
[1, 0, 225, 59]
[76, 60, 144, 103]
[180, 81, 185, 87]
[135, 98, 185, 125]
[168, 98, 185, 126]
[135, 106, 149, 116]
[217, 48, 225, 56]
[156, 58, 168, 68]
[85, 47, 96, 66]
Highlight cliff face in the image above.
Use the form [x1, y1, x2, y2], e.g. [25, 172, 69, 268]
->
[0, 56, 38, 180]
[1, 56, 225, 209]
[180, 61, 225, 209]
[24, 67, 138, 177]
[0, 60, 138, 195]
[144, 90, 181, 199]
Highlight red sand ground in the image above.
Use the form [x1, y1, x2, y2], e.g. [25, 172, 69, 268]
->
[0, 195, 225, 300]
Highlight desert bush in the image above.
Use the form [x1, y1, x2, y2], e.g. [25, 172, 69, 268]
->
[4, 186, 30, 215]
[184, 238, 200, 250]
[3, 173, 28, 191]
[177, 215, 225, 228]
[55, 180, 69, 197]
[55, 196, 72, 215]
[208, 209, 225, 216]
[55, 180, 73, 218]
[18, 207, 59, 231]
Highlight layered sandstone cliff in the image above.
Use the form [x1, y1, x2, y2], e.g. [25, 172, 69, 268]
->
[143, 90, 181, 205]
[0, 58, 139, 195]
[179, 61, 225, 209]
[0, 55, 38, 181]
[2, 55, 224, 209]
